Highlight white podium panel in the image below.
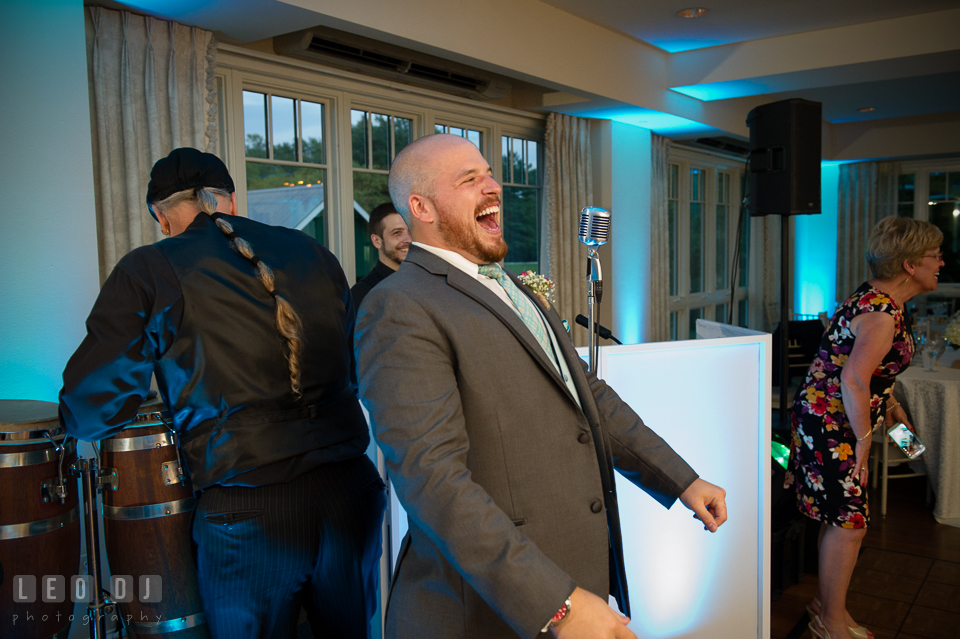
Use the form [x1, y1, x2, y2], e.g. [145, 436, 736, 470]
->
[586, 336, 771, 638]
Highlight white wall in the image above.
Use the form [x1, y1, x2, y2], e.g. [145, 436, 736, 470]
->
[0, 0, 99, 401]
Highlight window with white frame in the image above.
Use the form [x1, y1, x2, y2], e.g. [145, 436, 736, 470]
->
[242, 89, 329, 244]
[667, 148, 748, 339]
[219, 45, 544, 283]
[897, 161, 959, 286]
[501, 136, 540, 273]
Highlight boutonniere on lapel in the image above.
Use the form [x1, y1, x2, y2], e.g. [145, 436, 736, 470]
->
[517, 271, 555, 310]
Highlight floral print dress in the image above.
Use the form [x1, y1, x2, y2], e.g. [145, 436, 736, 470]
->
[785, 283, 913, 528]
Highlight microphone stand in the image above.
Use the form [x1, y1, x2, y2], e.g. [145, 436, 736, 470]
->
[586, 248, 603, 373]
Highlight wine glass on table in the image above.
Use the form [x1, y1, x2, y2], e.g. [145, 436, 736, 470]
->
[912, 330, 927, 360]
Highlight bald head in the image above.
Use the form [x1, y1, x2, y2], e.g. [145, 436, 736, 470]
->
[387, 133, 505, 264]
[388, 134, 474, 225]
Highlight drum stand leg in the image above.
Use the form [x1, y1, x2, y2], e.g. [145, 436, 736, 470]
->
[75, 457, 115, 639]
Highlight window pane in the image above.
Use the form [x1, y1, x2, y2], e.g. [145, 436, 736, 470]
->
[502, 137, 510, 182]
[271, 95, 296, 162]
[715, 304, 727, 323]
[738, 299, 749, 328]
[716, 203, 728, 289]
[690, 168, 702, 202]
[243, 91, 267, 158]
[351, 110, 368, 168]
[526, 140, 538, 185]
[371, 113, 390, 170]
[353, 173, 391, 219]
[246, 163, 325, 244]
[688, 307, 703, 340]
[949, 172, 960, 201]
[668, 200, 678, 296]
[467, 130, 482, 149]
[512, 138, 525, 184]
[690, 202, 703, 293]
[930, 172, 947, 200]
[301, 101, 324, 164]
[898, 203, 915, 218]
[503, 186, 539, 273]
[670, 312, 678, 341]
[394, 117, 412, 156]
[928, 201, 959, 283]
[898, 174, 915, 203]
[449, 126, 464, 137]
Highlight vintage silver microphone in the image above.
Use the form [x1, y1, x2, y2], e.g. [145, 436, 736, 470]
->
[578, 206, 611, 373]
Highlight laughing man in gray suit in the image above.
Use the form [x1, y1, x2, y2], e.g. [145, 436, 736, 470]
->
[356, 133, 728, 639]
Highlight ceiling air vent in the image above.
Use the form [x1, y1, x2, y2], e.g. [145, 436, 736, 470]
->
[275, 27, 511, 101]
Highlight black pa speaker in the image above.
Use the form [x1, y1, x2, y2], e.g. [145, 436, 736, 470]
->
[746, 98, 822, 217]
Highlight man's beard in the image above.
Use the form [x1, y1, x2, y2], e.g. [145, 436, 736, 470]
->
[383, 243, 409, 265]
[436, 203, 508, 264]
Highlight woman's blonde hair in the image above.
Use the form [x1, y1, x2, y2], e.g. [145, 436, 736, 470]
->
[866, 216, 943, 280]
[153, 187, 303, 398]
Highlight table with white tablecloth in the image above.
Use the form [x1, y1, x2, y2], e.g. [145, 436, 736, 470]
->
[894, 364, 960, 526]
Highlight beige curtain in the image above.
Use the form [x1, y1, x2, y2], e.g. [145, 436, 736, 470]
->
[87, 7, 218, 280]
[648, 134, 671, 342]
[836, 161, 899, 302]
[543, 113, 593, 346]
[754, 216, 783, 332]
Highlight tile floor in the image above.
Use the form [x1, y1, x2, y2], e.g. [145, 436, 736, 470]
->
[773, 477, 960, 639]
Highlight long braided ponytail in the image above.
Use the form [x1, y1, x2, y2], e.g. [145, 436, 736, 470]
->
[154, 187, 304, 398]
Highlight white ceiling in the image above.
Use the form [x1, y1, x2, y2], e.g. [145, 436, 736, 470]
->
[539, 0, 960, 53]
[95, 0, 960, 144]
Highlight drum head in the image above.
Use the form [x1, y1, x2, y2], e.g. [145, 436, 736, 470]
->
[128, 397, 172, 429]
[0, 399, 60, 434]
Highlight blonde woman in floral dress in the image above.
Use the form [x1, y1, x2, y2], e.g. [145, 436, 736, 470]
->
[787, 216, 943, 639]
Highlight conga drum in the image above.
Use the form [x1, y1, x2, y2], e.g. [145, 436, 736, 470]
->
[100, 399, 209, 638]
[0, 400, 79, 639]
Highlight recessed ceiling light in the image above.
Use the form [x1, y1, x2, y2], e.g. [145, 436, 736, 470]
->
[858, 107, 876, 113]
[677, 8, 709, 18]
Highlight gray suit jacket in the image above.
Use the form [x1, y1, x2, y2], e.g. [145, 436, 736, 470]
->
[356, 246, 699, 639]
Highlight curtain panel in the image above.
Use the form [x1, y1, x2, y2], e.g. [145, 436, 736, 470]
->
[543, 113, 593, 347]
[649, 134, 671, 342]
[86, 7, 218, 280]
[836, 161, 899, 303]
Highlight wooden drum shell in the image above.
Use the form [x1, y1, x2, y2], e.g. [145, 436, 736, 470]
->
[100, 411, 209, 639]
[0, 432, 79, 639]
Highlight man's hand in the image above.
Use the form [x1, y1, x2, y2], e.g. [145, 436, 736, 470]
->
[679, 478, 728, 532]
[550, 587, 636, 639]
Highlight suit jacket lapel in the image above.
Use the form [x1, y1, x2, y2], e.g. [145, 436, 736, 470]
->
[407, 248, 575, 401]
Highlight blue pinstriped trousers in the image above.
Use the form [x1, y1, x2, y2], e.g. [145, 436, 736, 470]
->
[192, 456, 386, 638]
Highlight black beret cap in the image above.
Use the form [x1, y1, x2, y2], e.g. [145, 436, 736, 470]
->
[146, 147, 235, 220]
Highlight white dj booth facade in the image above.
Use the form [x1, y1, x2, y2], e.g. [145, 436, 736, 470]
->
[375, 328, 772, 638]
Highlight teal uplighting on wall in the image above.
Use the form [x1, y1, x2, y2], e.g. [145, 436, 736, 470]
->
[609, 121, 652, 344]
[793, 163, 840, 317]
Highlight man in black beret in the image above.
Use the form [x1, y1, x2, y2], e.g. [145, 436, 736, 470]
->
[60, 147, 386, 639]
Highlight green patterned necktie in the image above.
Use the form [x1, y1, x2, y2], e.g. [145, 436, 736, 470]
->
[478, 263, 554, 361]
